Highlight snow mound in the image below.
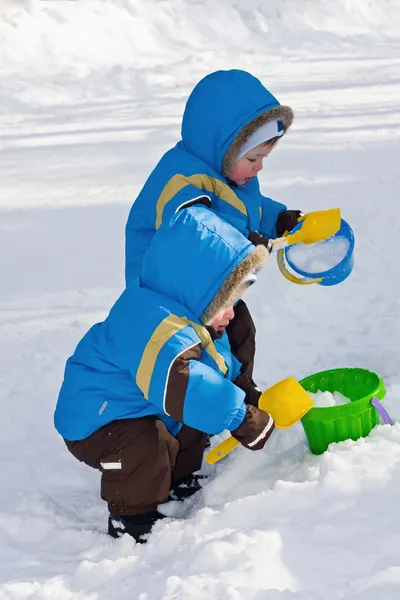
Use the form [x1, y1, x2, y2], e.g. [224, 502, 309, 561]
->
[1, 0, 400, 70]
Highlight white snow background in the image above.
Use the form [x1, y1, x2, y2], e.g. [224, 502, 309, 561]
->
[1, 1, 400, 598]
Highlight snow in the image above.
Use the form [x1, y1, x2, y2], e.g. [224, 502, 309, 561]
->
[286, 236, 351, 274]
[309, 391, 351, 408]
[1, 0, 400, 598]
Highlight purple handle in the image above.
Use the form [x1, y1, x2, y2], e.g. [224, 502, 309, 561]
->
[371, 397, 393, 425]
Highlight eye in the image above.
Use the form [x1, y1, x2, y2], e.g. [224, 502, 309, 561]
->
[247, 158, 257, 163]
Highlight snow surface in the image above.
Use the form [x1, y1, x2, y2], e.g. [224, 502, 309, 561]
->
[1, 0, 400, 598]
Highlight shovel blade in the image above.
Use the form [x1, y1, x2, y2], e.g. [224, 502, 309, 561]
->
[205, 378, 314, 464]
[286, 208, 341, 246]
[259, 377, 314, 428]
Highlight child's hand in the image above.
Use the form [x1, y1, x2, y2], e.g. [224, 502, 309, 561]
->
[276, 210, 303, 237]
[248, 231, 272, 253]
[232, 405, 275, 450]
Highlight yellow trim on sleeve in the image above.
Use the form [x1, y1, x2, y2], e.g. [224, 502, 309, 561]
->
[136, 313, 228, 399]
[136, 314, 188, 399]
[155, 174, 247, 229]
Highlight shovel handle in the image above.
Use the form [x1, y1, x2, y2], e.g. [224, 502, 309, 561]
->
[205, 436, 240, 464]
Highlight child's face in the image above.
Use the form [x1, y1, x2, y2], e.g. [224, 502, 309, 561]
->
[228, 140, 277, 185]
[209, 284, 250, 334]
[210, 304, 235, 334]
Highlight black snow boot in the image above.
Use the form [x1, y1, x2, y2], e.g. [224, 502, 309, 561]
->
[108, 510, 165, 543]
[168, 473, 206, 502]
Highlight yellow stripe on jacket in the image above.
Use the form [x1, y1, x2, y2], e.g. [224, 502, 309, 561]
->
[136, 313, 227, 399]
[155, 174, 247, 229]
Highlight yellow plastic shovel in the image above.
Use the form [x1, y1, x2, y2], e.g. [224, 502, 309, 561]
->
[205, 377, 314, 465]
[271, 208, 342, 251]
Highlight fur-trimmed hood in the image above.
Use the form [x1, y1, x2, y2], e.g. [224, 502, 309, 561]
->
[200, 245, 267, 325]
[141, 206, 268, 325]
[222, 106, 293, 177]
[181, 69, 293, 177]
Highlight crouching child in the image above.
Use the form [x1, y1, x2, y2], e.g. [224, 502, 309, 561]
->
[54, 206, 275, 543]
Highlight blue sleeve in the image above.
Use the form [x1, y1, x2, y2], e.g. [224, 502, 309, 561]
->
[247, 177, 286, 239]
[182, 361, 246, 434]
[260, 195, 287, 239]
[135, 326, 246, 435]
[214, 333, 242, 381]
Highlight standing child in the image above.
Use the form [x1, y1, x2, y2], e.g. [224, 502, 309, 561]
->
[125, 69, 301, 399]
[126, 69, 299, 282]
[55, 207, 274, 543]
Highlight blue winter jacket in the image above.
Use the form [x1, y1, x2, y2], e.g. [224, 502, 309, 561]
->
[55, 207, 254, 441]
[125, 69, 287, 284]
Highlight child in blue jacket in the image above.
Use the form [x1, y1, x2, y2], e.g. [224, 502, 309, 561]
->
[125, 69, 301, 404]
[55, 207, 275, 543]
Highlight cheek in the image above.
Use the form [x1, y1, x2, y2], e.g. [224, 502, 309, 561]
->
[229, 162, 250, 181]
[210, 310, 224, 328]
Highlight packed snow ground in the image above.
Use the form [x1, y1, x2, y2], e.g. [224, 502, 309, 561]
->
[1, 1, 400, 598]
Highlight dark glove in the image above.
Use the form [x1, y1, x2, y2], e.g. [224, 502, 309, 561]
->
[232, 405, 275, 450]
[276, 210, 303, 237]
[234, 372, 262, 407]
[248, 230, 272, 253]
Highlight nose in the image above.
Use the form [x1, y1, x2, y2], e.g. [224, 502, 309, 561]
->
[224, 306, 235, 321]
[254, 158, 263, 173]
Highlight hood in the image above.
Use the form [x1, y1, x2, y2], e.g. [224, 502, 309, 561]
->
[140, 206, 268, 323]
[181, 69, 293, 175]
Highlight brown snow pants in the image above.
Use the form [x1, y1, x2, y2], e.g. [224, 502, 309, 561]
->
[226, 299, 261, 406]
[65, 417, 208, 517]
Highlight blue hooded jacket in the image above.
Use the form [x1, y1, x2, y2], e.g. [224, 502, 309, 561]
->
[125, 69, 293, 284]
[54, 207, 267, 442]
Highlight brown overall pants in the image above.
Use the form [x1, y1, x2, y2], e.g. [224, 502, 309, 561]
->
[65, 300, 256, 517]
